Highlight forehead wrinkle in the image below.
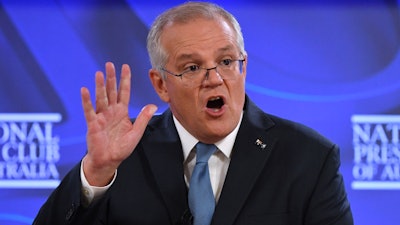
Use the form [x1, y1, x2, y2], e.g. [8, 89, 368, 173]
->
[176, 53, 201, 62]
[164, 24, 238, 64]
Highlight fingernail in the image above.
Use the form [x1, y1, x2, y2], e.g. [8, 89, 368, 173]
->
[142, 105, 158, 114]
[149, 105, 158, 114]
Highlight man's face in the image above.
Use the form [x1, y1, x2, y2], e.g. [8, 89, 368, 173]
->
[150, 17, 247, 144]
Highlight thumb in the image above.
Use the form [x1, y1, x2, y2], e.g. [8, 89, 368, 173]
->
[129, 104, 158, 142]
[138, 104, 158, 123]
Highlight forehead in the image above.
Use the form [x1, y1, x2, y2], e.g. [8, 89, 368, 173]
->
[161, 18, 239, 61]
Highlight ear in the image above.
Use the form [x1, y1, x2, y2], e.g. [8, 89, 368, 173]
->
[149, 69, 170, 103]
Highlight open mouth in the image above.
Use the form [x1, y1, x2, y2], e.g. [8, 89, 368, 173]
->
[206, 96, 224, 109]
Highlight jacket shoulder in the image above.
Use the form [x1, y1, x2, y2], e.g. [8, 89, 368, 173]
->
[266, 113, 335, 149]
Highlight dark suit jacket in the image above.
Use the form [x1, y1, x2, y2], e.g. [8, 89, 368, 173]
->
[33, 96, 353, 225]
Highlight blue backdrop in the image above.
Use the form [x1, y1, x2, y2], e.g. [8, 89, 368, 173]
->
[1, 0, 399, 224]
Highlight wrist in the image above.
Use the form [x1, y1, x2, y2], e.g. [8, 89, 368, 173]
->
[82, 155, 117, 186]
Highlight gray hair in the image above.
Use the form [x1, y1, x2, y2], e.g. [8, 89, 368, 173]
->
[146, 1, 246, 73]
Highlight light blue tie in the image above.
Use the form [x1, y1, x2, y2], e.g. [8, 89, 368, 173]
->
[189, 142, 217, 225]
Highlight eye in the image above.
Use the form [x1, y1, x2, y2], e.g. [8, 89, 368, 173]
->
[185, 65, 200, 73]
[221, 59, 233, 66]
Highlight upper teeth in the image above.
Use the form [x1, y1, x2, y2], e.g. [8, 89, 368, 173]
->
[210, 97, 221, 101]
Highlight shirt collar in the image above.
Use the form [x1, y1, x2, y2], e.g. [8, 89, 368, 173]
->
[173, 113, 243, 162]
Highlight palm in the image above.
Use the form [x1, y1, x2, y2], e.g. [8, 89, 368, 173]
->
[86, 102, 134, 166]
[80, 62, 157, 186]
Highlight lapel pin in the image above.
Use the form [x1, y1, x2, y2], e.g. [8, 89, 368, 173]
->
[255, 138, 267, 150]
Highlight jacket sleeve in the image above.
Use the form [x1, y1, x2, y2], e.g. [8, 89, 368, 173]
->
[32, 162, 108, 225]
[305, 145, 354, 225]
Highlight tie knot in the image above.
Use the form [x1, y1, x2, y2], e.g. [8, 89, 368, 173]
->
[195, 142, 216, 163]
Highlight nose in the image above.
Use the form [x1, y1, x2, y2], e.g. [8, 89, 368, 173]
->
[203, 67, 223, 86]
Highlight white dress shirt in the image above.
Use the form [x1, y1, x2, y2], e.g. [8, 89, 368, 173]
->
[175, 115, 242, 202]
[81, 113, 243, 205]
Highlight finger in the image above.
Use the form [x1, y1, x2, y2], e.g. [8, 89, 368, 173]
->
[118, 64, 131, 106]
[95, 71, 108, 112]
[80, 87, 96, 123]
[105, 62, 118, 105]
[129, 104, 158, 143]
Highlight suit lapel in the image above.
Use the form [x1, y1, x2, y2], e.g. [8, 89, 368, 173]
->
[140, 98, 277, 224]
[141, 110, 189, 224]
[212, 98, 278, 225]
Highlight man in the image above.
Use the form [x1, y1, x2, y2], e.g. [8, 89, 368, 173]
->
[33, 2, 353, 225]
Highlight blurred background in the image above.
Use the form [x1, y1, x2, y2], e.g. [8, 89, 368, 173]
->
[0, 0, 399, 224]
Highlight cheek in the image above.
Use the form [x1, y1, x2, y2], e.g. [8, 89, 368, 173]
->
[230, 78, 246, 95]
[169, 92, 200, 124]
[168, 85, 198, 109]
[229, 81, 246, 108]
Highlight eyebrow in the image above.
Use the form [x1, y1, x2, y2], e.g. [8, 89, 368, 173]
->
[216, 45, 236, 54]
[175, 45, 238, 62]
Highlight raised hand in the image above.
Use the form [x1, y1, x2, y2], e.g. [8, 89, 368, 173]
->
[80, 62, 157, 186]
